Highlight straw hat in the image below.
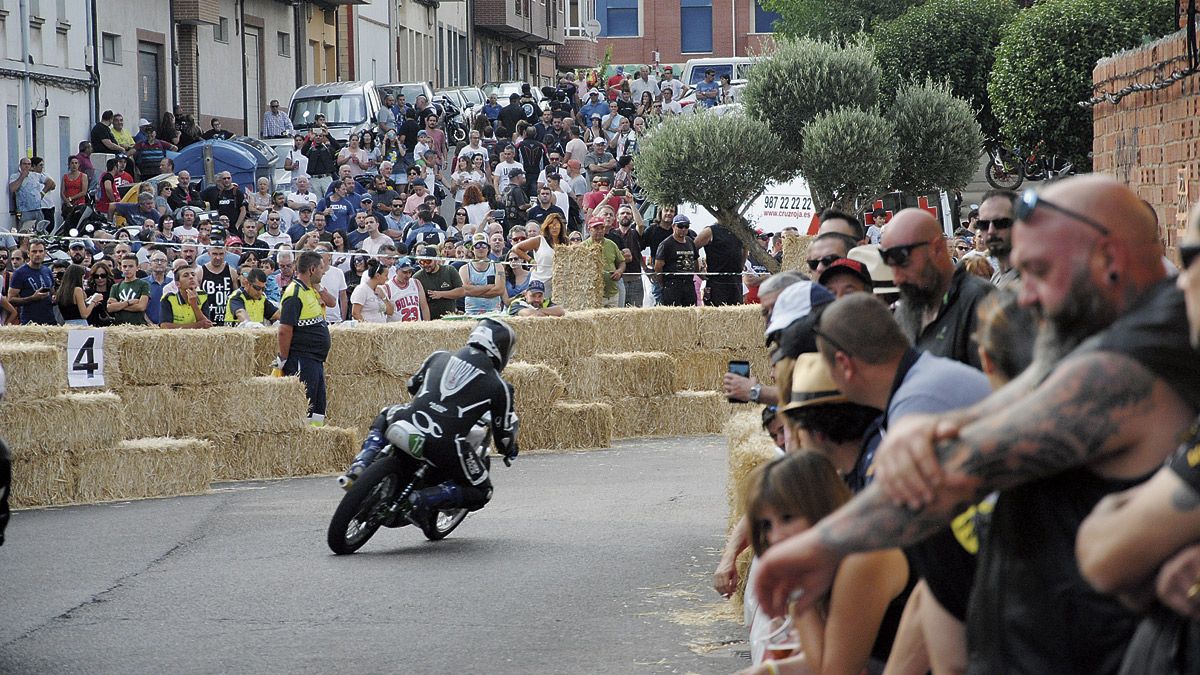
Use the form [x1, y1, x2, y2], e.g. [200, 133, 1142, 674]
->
[779, 353, 847, 413]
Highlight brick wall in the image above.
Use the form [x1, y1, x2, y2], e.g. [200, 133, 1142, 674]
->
[560, 37, 600, 69]
[601, 0, 769, 65]
[1092, 26, 1200, 257]
[177, 24, 199, 117]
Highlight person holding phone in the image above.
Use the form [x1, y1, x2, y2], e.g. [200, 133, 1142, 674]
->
[6, 239, 56, 325]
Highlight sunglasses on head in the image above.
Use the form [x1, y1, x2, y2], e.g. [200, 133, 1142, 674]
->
[880, 241, 931, 267]
[1181, 243, 1200, 270]
[807, 254, 841, 271]
[1014, 188, 1110, 236]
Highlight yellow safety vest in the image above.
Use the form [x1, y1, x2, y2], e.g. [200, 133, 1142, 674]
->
[224, 288, 269, 324]
[282, 279, 325, 326]
[163, 291, 208, 325]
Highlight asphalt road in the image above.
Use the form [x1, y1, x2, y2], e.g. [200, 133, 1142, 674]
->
[0, 437, 748, 674]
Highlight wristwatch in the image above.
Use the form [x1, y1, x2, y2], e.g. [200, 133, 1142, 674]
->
[749, 383, 762, 403]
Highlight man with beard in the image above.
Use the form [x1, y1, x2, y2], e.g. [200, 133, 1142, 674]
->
[754, 176, 1200, 675]
[882, 210, 993, 369]
[977, 189, 1019, 289]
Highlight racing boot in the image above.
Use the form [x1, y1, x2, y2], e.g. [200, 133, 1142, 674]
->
[405, 482, 464, 528]
[338, 430, 386, 491]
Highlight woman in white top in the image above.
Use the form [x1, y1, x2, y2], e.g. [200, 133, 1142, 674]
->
[469, 154, 490, 186]
[462, 184, 493, 227]
[511, 212, 568, 301]
[350, 259, 394, 323]
[246, 177, 272, 219]
[385, 258, 429, 322]
[337, 133, 370, 177]
[450, 156, 476, 207]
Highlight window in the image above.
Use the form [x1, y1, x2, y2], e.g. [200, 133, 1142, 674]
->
[278, 31, 290, 57]
[680, 0, 712, 53]
[754, 0, 781, 33]
[597, 0, 638, 37]
[214, 17, 229, 43]
[101, 32, 121, 64]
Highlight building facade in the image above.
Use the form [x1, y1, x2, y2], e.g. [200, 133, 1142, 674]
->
[595, 0, 779, 66]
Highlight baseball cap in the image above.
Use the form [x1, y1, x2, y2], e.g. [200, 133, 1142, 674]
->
[416, 244, 438, 257]
[226, 236, 243, 246]
[471, 232, 489, 246]
[663, 65, 673, 72]
[592, 136, 607, 144]
[779, 353, 848, 413]
[590, 113, 602, 120]
[847, 245, 897, 295]
[528, 280, 546, 293]
[671, 215, 691, 227]
[765, 280, 836, 342]
[298, 205, 313, 212]
[818, 258, 872, 288]
[138, 118, 152, 127]
[588, 88, 601, 97]
[395, 257, 418, 270]
[69, 240, 87, 250]
[587, 217, 606, 229]
[359, 194, 374, 203]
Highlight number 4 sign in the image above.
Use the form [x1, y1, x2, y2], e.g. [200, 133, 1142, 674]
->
[66, 329, 105, 388]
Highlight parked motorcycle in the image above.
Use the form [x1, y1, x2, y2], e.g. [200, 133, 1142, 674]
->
[438, 97, 470, 146]
[985, 140, 1075, 190]
[60, 192, 111, 239]
[326, 416, 509, 554]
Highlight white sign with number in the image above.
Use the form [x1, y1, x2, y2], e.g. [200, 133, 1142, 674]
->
[67, 329, 105, 388]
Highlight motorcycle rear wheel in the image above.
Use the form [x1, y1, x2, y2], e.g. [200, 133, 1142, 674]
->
[327, 457, 405, 554]
[421, 508, 468, 541]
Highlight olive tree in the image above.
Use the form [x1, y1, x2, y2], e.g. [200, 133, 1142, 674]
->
[799, 107, 898, 212]
[989, 0, 1174, 170]
[634, 113, 796, 271]
[873, 0, 1016, 139]
[740, 37, 882, 158]
[889, 80, 984, 195]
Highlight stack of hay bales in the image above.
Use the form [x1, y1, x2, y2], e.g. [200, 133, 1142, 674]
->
[686, 304, 775, 393]
[502, 361, 613, 452]
[550, 242, 604, 310]
[779, 231, 813, 275]
[723, 408, 778, 611]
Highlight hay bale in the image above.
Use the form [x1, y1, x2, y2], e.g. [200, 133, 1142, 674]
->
[551, 242, 604, 310]
[0, 343, 63, 400]
[118, 329, 256, 386]
[115, 385, 187, 437]
[247, 327, 280, 376]
[506, 315, 597, 367]
[286, 425, 359, 475]
[726, 415, 781, 529]
[696, 305, 765, 350]
[325, 374, 411, 433]
[0, 392, 123, 450]
[521, 401, 613, 452]
[504, 362, 567, 415]
[568, 352, 677, 400]
[9, 449, 78, 508]
[0, 325, 143, 388]
[669, 348, 775, 392]
[579, 307, 700, 353]
[75, 437, 215, 502]
[155, 377, 309, 437]
[213, 431, 292, 480]
[780, 231, 813, 276]
[376, 322, 474, 377]
[609, 390, 727, 439]
[327, 323, 388, 375]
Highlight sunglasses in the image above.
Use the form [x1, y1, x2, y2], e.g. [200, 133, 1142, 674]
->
[93, 274, 110, 280]
[1015, 188, 1110, 236]
[812, 325, 851, 357]
[473, 243, 490, 249]
[807, 254, 841, 271]
[879, 241, 931, 267]
[1181, 243, 1200, 270]
[976, 217, 1013, 230]
[252, 285, 267, 292]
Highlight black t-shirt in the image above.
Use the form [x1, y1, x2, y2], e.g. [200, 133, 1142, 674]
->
[967, 281, 1200, 675]
[643, 223, 674, 263]
[414, 265, 462, 319]
[200, 187, 246, 233]
[655, 236, 697, 282]
[90, 122, 115, 151]
[617, 225, 643, 272]
[702, 224, 745, 277]
[527, 204, 564, 225]
[906, 264, 994, 369]
[198, 263, 236, 324]
[399, 119, 421, 153]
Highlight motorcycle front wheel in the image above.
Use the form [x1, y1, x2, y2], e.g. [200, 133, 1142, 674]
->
[327, 457, 404, 554]
[985, 156, 1024, 190]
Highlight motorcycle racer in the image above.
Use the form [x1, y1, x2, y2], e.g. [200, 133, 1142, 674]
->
[338, 318, 520, 526]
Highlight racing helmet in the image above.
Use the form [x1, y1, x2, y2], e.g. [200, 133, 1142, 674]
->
[468, 318, 516, 371]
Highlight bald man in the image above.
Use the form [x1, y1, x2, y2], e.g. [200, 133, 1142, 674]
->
[882, 208, 994, 368]
[754, 176, 1200, 674]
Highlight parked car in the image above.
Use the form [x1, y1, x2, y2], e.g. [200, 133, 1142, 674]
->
[679, 57, 760, 86]
[481, 82, 549, 112]
[377, 81, 435, 109]
[288, 80, 381, 143]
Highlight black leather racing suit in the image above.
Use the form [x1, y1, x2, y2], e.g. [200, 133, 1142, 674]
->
[362, 345, 518, 510]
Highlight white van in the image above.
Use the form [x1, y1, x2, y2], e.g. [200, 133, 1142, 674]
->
[288, 80, 381, 143]
[680, 57, 760, 87]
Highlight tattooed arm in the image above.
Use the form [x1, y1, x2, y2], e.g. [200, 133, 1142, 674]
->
[755, 351, 1191, 618]
[1077, 467, 1200, 596]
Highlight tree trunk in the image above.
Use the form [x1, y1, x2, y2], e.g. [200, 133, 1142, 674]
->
[713, 207, 780, 274]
